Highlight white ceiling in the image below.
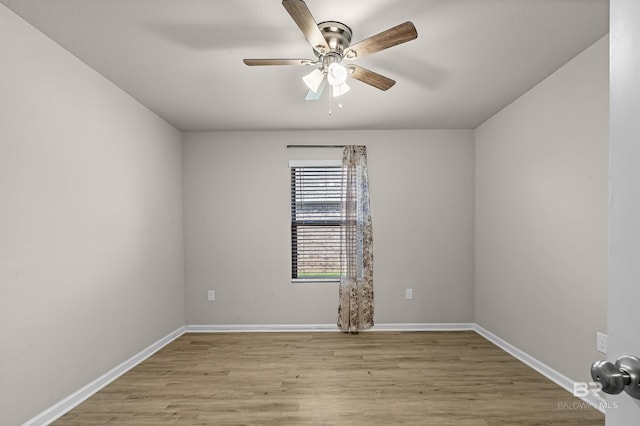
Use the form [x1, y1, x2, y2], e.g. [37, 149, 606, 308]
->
[1, 0, 609, 132]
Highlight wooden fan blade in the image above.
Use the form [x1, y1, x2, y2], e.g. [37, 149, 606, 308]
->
[282, 0, 330, 54]
[348, 65, 396, 91]
[243, 59, 314, 66]
[344, 21, 417, 59]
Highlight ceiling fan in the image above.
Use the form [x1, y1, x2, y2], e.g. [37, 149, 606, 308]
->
[243, 0, 418, 101]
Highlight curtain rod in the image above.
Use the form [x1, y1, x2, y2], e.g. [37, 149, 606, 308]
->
[286, 145, 345, 148]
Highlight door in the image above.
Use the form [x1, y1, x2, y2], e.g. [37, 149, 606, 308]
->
[607, 1, 640, 424]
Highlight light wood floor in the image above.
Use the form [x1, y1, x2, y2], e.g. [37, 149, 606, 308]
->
[55, 331, 603, 425]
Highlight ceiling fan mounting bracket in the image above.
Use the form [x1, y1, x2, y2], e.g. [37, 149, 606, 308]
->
[315, 21, 352, 58]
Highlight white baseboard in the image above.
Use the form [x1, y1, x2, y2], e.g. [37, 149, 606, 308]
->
[185, 323, 475, 333]
[23, 326, 186, 426]
[186, 323, 339, 332]
[472, 324, 607, 414]
[372, 323, 475, 331]
[23, 323, 606, 424]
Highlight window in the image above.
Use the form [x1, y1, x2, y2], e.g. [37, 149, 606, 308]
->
[290, 160, 344, 282]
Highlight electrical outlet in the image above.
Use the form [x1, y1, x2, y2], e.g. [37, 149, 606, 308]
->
[207, 290, 215, 301]
[405, 288, 413, 300]
[596, 332, 607, 353]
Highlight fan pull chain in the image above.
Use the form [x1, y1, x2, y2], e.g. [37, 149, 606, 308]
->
[327, 86, 345, 115]
[329, 85, 333, 116]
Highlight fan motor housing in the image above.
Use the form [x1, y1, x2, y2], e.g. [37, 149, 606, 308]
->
[316, 21, 352, 56]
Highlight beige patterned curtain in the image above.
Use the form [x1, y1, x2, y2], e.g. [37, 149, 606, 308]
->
[338, 145, 374, 333]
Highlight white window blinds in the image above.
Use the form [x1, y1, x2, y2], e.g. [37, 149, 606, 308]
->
[289, 160, 344, 281]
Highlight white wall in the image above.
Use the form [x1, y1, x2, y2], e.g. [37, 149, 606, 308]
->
[183, 130, 475, 326]
[0, 5, 185, 425]
[474, 36, 609, 382]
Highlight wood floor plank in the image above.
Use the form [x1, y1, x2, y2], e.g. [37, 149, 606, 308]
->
[54, 331, 604, 425]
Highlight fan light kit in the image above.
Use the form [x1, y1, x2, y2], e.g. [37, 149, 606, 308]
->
[243, 0, 418, 114]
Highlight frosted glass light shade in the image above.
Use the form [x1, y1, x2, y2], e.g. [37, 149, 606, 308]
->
[327, 62, 348, 86]
[305, 79, 327, 100]
[302, 69, 325, 93]
[332, 82, 350, 97]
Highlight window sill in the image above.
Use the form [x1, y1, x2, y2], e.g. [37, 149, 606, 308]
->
[292, 278, 340, 284]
